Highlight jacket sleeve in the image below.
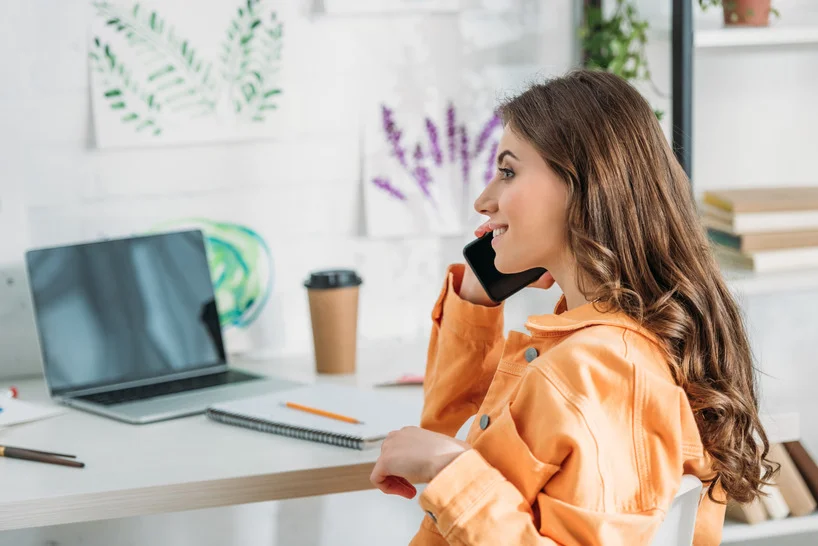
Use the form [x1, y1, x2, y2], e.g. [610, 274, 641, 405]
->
[420, 264, 505, 437]
[417, 345, 687, 546]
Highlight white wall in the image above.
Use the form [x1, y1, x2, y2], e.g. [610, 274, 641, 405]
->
[0, 0, 575, 378]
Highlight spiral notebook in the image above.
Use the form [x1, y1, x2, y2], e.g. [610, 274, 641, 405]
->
[206, 384, 422, 450]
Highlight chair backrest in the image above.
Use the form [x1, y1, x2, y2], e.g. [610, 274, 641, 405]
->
[651, 475, 703, 546]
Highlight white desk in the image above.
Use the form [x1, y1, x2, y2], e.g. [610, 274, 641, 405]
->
[0, 341, 429, 531]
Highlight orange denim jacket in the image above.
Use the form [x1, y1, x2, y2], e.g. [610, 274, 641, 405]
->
[410, 264, 726, 546]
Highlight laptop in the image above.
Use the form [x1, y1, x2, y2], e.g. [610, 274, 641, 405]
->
[24, 229, 300, 424]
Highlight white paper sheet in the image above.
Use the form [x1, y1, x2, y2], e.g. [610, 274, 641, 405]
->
[89, 0, 293, 148]
[0, 398, 67, 428]
[363, 98, 503, 237]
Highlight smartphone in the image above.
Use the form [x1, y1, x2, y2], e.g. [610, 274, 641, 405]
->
[463, 232, 547, 303]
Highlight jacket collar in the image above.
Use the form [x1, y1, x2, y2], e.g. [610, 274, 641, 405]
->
[524, 295, 660, 345]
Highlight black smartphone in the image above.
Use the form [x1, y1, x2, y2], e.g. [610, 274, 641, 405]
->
[463, 233, 547, 303]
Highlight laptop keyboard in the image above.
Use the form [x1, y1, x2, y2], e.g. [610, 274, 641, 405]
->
[74, 370, 261, 406]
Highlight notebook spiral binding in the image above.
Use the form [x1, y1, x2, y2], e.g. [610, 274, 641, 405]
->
[206, 409, 365, 450]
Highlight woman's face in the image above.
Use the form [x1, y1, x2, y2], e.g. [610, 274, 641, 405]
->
[474, 126, 569, 275]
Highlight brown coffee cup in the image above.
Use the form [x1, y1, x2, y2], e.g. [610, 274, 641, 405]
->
[304, 269, 363, 375]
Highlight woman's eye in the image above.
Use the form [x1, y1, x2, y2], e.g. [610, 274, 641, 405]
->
[499, 168, 514, 179]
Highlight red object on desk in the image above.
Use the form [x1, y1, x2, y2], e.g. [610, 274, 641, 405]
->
[375, 374, 424, 387]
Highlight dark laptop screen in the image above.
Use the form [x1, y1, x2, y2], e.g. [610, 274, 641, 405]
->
[25, 230, 226, 396]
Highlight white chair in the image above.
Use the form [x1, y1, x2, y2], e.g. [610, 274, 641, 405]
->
[651, 475, 704, 545]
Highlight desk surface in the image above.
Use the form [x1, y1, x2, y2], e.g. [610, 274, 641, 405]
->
[0, 341, 428, 531]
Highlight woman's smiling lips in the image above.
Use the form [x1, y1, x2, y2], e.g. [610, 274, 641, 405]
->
[474, 220, 508, 239]
[491, 228, 506, 247]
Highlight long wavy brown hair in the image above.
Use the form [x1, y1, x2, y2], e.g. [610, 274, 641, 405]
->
[499, 69, 774, 503]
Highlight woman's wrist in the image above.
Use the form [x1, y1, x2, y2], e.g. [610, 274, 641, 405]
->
[459, 289, 499, 308]
[427, 441, 470, 482]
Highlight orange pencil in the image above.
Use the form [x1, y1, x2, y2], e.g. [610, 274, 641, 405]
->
[283, 402, 363, 425]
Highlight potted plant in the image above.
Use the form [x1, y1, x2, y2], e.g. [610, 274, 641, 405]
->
[698, 0, 780, 27]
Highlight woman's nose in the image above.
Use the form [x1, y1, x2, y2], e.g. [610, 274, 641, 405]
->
[474, 183, 499, 216]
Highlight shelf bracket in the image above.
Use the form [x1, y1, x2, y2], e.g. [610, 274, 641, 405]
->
[672, 0, 694, 183]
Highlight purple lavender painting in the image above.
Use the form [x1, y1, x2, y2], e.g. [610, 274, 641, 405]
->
[364, 100, 503, 237]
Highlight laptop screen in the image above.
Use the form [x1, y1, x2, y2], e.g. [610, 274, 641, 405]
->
[25, 229, 227, 396]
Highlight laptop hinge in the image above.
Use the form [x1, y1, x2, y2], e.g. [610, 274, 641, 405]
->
[59, 364, 229, 398]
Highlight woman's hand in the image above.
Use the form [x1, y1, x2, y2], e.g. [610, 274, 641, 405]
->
[459, 264, 555, 307]
[370, 427, 470, 499]
[458, 264, 499, 307]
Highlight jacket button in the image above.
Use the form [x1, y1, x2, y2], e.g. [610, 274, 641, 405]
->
[426, 510, 437, 523]
[479, 414, 490, 430]
[525, 347, 539, 363]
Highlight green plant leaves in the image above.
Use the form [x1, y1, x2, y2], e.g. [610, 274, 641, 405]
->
[697, 0, 722, 10]
[581, 0, 663, 119]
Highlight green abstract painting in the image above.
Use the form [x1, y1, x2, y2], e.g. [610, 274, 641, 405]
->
[89, 0, 284, 148]
[154, 220, 272, 329]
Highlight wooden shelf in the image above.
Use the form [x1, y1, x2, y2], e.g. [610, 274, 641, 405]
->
[648, 23, 818, 48]
[722, 512, 818, 543]
[696, 25, 818, 48]
[722, 264, 818, 296]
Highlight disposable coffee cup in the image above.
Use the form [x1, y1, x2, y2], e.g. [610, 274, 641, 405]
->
[304, 269, 363, 375]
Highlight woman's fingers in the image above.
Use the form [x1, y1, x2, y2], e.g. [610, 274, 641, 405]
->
[382, 476, 417, 499]
[370, 459, 388, 491]
[370, 458, 417, 499]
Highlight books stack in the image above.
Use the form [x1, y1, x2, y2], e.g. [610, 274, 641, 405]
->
[726, 441, 818, 525]
[701, 187, 818, 272]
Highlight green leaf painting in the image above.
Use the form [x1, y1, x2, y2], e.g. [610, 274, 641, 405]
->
[221, 0, 283, 122]
[89, 37, 163, 134]
[90, 0, 284, 146]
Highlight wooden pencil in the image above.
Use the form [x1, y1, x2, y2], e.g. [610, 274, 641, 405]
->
[0, 445, 77, 459]
[0, 446, 84, 468]
[282, 401, 363, 425]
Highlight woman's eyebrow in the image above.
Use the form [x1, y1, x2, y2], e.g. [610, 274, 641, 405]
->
[496, 150, 519, 165]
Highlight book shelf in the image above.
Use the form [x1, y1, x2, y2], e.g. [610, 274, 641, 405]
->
[722, 511, 818, 543]
[664, 2, 818, 541]
[720, 411, 817, 541]
[656, 14, 818, 297]
[722, 263, 818, 296]
[720, 263, 818, 541]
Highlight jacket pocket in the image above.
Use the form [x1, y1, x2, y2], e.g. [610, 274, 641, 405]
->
[473, 401, 563, 505]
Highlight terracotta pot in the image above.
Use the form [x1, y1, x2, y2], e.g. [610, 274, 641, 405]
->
[723, 0, 771, 26]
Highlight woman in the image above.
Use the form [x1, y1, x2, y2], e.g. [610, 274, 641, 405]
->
[370, 69, 774, 545]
